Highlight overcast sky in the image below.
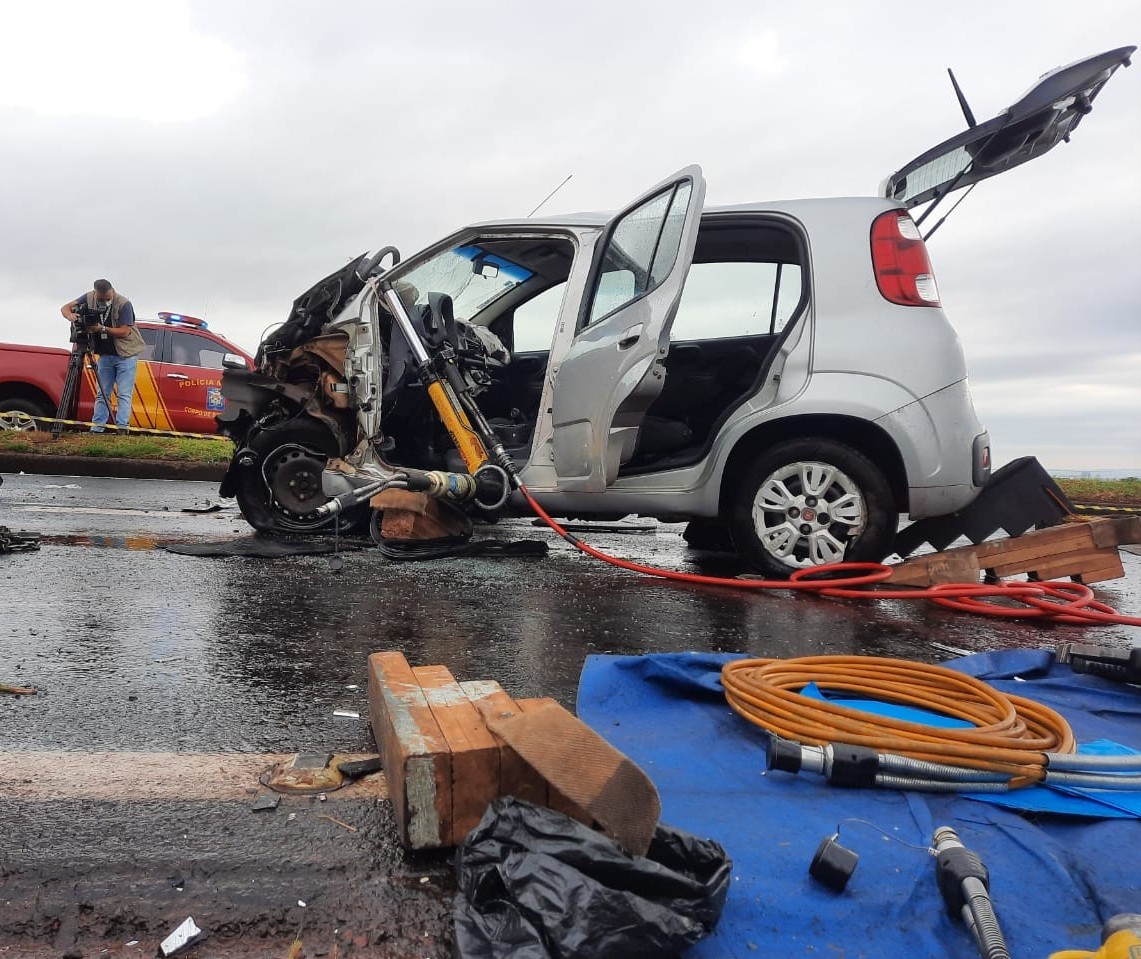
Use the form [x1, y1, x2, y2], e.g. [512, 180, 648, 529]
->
[1, 1, 1137, 470]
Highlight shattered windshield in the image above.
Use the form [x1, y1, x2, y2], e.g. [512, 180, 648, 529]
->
[395, 243, 533, 322]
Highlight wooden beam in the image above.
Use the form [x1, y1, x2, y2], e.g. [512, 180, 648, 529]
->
[367, 651, 451, 849]
[888, 518, 1135, 587]
[461, 681, 548, 809]
[414, 665, 501, 846]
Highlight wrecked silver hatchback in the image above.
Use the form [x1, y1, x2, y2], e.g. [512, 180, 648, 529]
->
[217, 49, 1134, 574]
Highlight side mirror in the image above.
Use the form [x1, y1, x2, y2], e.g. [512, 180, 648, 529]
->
[222, 353, 248, 370]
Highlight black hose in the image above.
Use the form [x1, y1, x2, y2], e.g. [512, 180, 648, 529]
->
[373, 536, 549, 562]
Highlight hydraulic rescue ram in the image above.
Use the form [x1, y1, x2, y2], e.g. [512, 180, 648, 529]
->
[313, 465, 508, 520]
[377, 281, 519, 482]
[315, 277, 520, 521]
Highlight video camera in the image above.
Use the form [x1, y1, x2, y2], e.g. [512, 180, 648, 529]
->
[70, 300, 112, 349]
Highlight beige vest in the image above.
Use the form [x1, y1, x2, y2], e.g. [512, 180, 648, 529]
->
[85, 292, 146, 359]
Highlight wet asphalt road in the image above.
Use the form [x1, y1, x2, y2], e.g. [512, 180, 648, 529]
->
[1, 473, 1138, 958]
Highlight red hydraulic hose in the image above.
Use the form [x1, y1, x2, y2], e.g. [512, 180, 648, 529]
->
[518, 484, 1141, 628]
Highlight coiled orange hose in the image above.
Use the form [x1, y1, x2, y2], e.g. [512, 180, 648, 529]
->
[721, 656, 1076, 786]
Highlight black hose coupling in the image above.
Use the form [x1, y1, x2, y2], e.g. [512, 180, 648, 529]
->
[766, 734, 806, 774]
[404, 469, 478, 502]
[765, 736, 880, 788]
[933, 826, 1010, 959]
[827, 744, 880, 788]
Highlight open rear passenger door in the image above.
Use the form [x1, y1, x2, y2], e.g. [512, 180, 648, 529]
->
[550, 165, 705, 491]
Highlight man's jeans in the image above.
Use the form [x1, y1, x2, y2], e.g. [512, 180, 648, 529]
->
[91, 353, 139, 430]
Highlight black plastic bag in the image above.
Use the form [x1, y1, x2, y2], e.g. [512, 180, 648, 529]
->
[454, 797, 731, 959]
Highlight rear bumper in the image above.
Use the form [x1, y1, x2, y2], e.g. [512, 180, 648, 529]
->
[907, 428, 989, 516]
[907, 429, 989, 517]
[874, 379, 988, 519]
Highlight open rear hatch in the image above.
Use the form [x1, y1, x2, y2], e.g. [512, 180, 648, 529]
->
[883, 46, 1134, 217]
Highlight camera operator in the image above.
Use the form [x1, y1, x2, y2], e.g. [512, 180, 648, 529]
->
[59, 279, 146, 432]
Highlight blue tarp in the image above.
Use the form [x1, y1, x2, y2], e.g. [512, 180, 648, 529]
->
[576, 650, 1141, 959]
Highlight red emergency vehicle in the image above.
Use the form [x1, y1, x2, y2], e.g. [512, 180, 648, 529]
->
[0, 313, 255, 434]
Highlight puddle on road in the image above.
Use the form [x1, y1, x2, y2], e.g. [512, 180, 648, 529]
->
[39, 533, 231, 550]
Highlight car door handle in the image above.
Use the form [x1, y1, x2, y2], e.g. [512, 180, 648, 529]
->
[166, 373, 189, 380]
[618, 324, 644, 349]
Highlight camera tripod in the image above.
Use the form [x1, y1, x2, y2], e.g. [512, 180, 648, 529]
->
[53, 336, 115, 437]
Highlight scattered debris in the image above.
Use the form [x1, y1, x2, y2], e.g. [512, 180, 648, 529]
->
[0, 526, 40, 554]
[262, 753, 347, 794]
[332, 709, 360, 718]
[317, 814, 358, 833]
[1, 683, 37, 696]
[158, 917, 205, 957]
[929, 642, 972, 658]
[336, 756, 382, 780]
[296, 751, 334, 769]
[180, 500, 236, 514]
[251, 791, 281, 812]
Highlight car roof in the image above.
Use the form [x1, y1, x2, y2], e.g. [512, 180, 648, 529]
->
[469, 195, 902, 233]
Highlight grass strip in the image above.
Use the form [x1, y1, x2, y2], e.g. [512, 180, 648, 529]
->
[0, 431, 234, 463]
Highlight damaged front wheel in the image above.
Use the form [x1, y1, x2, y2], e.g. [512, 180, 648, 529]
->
[232, 419, 363, 534]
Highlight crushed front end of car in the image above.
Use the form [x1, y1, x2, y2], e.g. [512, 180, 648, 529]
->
[217, 249, 515, 536]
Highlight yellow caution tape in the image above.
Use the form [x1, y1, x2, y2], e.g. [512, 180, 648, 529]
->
[1072, 503, 1141, 515]
[0, 411, 232, 441]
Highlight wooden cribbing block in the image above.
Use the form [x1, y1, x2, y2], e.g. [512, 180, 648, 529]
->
[367, 651, 451, 849]
[370, 653, 660, 852]
[369, 489, 471, 540]
[514, 698, 595, 827]
[888, 518, 1136, 587]
[484, 697, 661, 857]
[461, 682, 549, 809]
[413, 665, 501, 845]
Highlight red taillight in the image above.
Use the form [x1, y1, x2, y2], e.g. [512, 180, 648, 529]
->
[870, 211, 941, 307]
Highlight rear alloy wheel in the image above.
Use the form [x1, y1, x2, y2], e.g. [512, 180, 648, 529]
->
[233, 421, 363, 534]
[730, 438, 895, 577]
[0, 398, 50, 431]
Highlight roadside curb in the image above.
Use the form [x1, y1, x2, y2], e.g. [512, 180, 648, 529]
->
[0, 453, 225, 482]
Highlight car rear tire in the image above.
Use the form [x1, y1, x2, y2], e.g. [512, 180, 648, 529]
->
[730, 438, 896, 577]
[232, 418, 364, 534]
[0, 398, 51, 431]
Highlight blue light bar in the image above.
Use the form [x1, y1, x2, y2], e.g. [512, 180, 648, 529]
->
[158, 311, 208, 330]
